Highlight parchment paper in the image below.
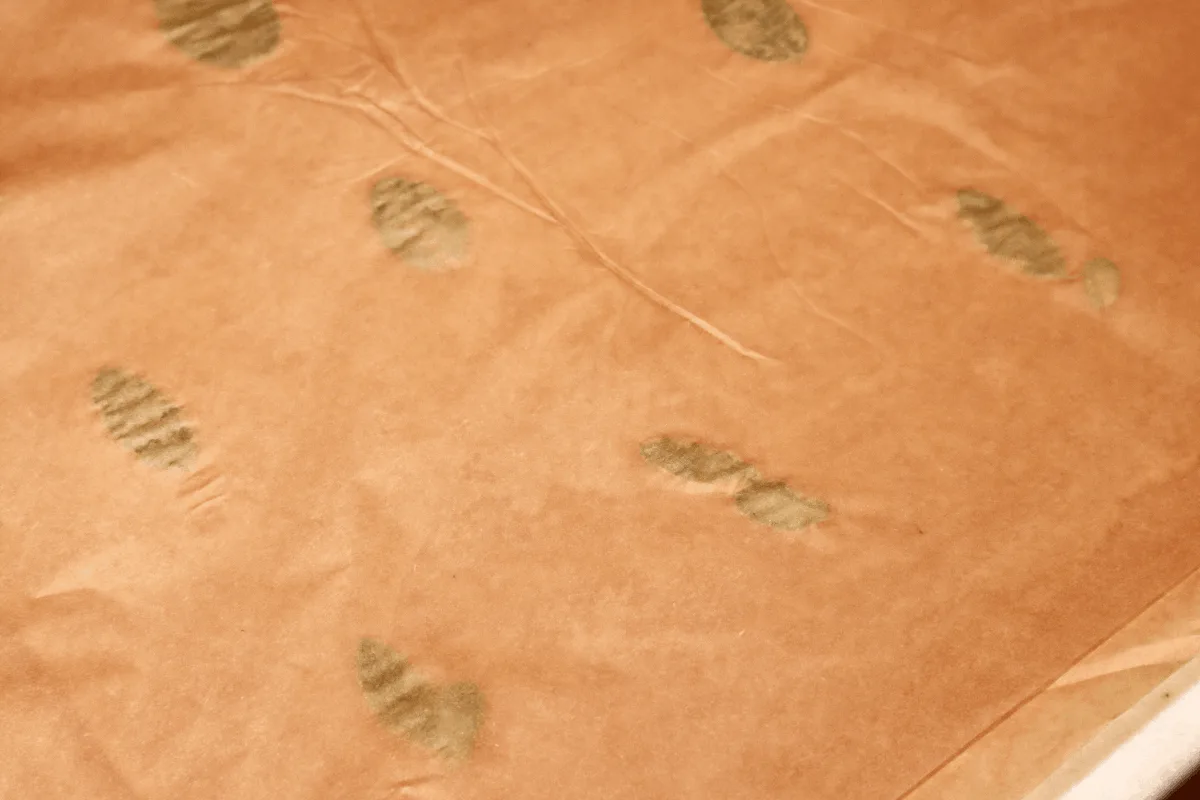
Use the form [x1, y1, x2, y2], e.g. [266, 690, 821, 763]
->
[2, 1, 1198, 798]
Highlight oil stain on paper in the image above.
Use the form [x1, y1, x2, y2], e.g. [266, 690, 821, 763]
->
[641, 436, 828, 531]
[92, 367, 198, 470]
[357, 637, 485, 763]
[701, 0, 808, 62]
[639, 435, 761, 492]
[371, 178, 470, 270]
[956, 189, 1066, 278]
[153, 0, 281, 68]
[1082, 257, 1121, 309]
[734, 480, 829, 531]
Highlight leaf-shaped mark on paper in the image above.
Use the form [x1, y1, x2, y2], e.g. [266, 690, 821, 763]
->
[92, 367, 197, 470]
[154, 0, 281, 68]
[956, 189, 1066, 278]
[1082, 258, 1120, 309]
[702, 0, 808, 62]
[357, 638, 485, 763]
[734, 481, 829, 531]
[640, 436, 761, 491]
[371, 178, 470, 270]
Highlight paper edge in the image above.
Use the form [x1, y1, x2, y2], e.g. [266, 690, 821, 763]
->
[1020, 655, 1200, 800]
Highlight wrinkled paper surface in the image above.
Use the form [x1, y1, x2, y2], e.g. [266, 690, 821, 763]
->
[2, 1, 1199, 798]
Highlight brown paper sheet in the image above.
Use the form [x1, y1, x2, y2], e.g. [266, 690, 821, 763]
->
[2, 1, 1199, 798]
